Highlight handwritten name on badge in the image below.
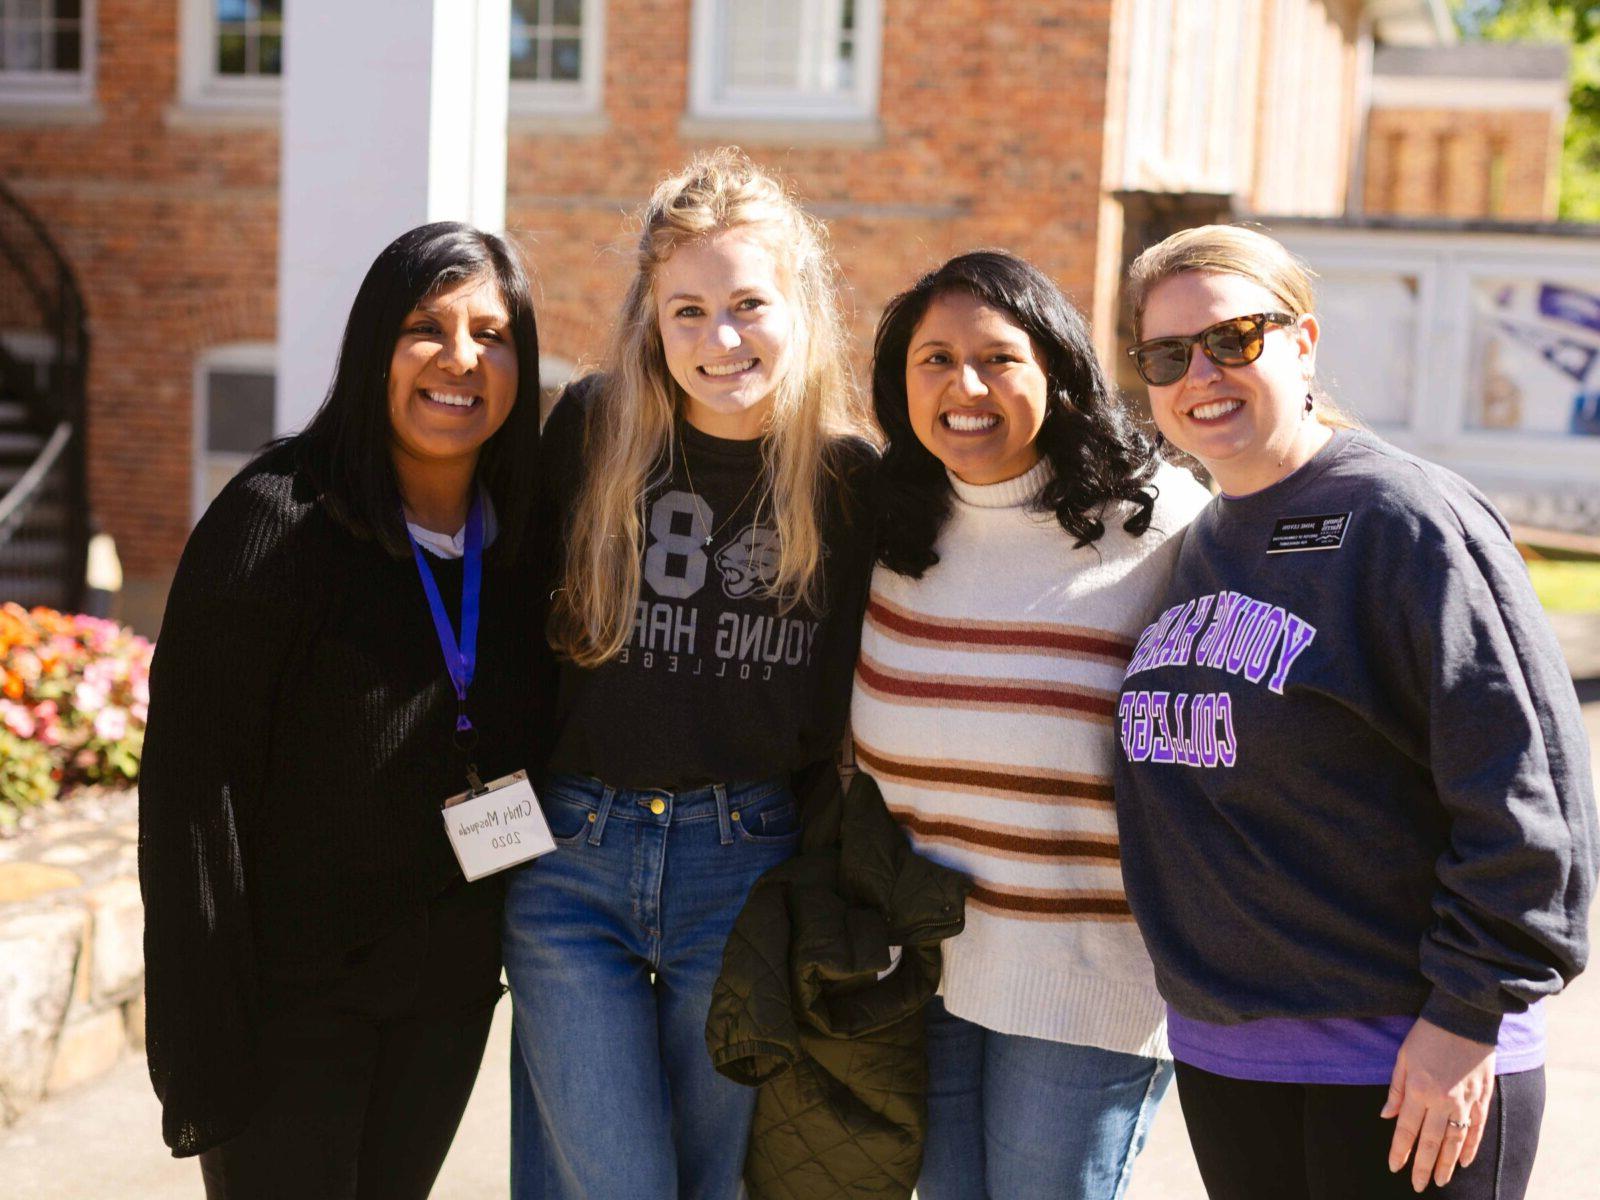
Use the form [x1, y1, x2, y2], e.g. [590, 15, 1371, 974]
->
[442, 770, 555, 882]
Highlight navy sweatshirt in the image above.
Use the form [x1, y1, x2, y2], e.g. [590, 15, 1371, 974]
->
[1114, 429, 1597, 1044]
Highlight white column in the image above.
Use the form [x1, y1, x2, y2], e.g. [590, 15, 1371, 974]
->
[275, 0, 510, 435]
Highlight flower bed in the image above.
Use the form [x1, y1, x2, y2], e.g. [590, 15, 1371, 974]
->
[0, 604, 151, 830]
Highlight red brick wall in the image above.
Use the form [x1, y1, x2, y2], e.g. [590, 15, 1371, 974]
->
[1, 0, 279, 599]
[510, 0, 1119, 388]
[2, 0, 1119, 620]
[1363, 107, 1560, 220]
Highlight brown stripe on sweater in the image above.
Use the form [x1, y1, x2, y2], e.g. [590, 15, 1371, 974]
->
[887, 806, 1122, 864]
[855, 654, 1117, 722]
[967, 883, 1135, 921]
[853, 740, 1114, 807]
[867, 593, 1136, 664]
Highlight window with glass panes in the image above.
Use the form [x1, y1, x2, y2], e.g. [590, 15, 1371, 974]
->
[215, 0, 281, 79]
[0, 0, 84, 78]
[510, 0, 583, 85]
[196, 357, 275, 519]
[692, 0, 879, 119]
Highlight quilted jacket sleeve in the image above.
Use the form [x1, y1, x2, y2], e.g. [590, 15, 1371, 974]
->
[706, 867, 804, 1086]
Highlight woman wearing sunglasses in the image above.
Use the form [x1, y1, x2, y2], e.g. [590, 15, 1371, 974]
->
[1113, 224, 1596, 1199]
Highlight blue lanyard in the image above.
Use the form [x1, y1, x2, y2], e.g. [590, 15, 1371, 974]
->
[407, 490, 483, 735]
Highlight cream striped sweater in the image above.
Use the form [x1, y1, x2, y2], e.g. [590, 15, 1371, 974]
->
[851, 458, 1209, 1057]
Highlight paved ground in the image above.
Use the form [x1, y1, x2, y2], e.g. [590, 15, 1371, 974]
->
[5, 617, 1598, 1199]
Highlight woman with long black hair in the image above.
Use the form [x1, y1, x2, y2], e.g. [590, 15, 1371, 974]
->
[853, 250, 1209, 1199]
[140, 221, 544, 1199]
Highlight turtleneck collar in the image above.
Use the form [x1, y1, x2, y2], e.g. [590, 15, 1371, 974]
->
[947, 455, 1053, 509]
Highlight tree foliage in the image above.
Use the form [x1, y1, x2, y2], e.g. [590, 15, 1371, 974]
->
[1453, 1, 1600, 221]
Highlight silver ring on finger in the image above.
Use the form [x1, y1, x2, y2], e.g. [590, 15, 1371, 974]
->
[1445, 1117, 1471, 1130]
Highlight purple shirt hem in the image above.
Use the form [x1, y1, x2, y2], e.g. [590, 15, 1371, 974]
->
[1167, 1003, 1546, 1086]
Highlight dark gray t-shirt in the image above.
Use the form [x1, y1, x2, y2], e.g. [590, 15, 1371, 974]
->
[1114, 429, 1597, 1043]
[540, 381, 875, 790]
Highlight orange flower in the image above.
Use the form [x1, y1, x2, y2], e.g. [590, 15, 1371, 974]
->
[1, 672, 23, 700]
[29, 607, 72, 637]
[0, 605, 32, 651]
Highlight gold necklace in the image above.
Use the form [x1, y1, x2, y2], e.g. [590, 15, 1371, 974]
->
[679, 435, 766, 549]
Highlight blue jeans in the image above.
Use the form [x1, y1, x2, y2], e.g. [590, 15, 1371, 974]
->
[502, 773, 801, 1200]
[918, 997, 1174, 1200]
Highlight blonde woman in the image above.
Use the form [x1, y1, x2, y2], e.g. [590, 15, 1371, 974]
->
[1114, 225, 1596, 1199]
[503, 150, 877, 1200]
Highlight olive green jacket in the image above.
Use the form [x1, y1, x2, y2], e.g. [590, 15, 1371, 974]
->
[706, 770, 971, 1200]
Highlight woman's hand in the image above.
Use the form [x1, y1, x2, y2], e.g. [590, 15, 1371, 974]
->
[1381, 1017, 1496, 1192]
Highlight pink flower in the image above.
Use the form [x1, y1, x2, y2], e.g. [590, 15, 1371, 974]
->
[35, 700, 64, 746]
[11, 650, 42, 683]
[74, 680, 108, 715]
[76, 617, 117, 654]
[1, 700, 36, 739]
[94, 706, 129, 742]
[84, 658, 123, 690]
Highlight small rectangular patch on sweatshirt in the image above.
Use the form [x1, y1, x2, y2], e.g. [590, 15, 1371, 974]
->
[1266, 512, 1352, 554]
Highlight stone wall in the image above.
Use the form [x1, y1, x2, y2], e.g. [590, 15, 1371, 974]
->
[0, 789, 143, 1126]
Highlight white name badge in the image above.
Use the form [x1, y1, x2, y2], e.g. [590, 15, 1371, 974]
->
[441, 770, 557, 882]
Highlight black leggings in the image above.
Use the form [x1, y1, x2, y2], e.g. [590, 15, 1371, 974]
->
[1174, 1062, 1545, 1200]
[198, 880, 504, 1200]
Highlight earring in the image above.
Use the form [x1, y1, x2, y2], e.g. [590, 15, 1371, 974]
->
[1304, 392, 1315, 416]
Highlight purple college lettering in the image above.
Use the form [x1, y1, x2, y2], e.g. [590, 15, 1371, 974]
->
[1126, 590, 1317, 696]
[1119, 691, 1238, 768]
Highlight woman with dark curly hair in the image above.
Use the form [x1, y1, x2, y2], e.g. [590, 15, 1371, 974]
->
[851, 250, 1209, 1199]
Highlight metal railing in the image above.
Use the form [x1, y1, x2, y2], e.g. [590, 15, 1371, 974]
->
[0, 180, 89, 611]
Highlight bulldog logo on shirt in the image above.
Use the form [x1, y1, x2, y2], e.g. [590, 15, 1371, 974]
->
[715, 525, 780, 599]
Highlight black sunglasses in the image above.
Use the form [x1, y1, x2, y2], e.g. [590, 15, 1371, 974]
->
[1127, 312, 1297, 387]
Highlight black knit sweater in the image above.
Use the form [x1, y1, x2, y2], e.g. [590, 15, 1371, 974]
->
[138, 442, 542, 1157]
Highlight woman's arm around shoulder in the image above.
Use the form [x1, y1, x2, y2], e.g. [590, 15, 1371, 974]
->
[537, 371, 603, 508]
[825, 432, 883, 525]
[1145, 459, 1213, 540]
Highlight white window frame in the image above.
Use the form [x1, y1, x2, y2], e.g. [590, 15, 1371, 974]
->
[508, 0, 603, 116]
[688, 0, 881, 123]
[178, 0, 282, 115]
[193, 342, 276, 524]
[0, 0, 95, 107]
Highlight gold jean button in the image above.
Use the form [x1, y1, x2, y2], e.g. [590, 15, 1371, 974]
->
[587, 812, 596, 823]
[731, 811, 741, 821]
[650, 798, 666, 815]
